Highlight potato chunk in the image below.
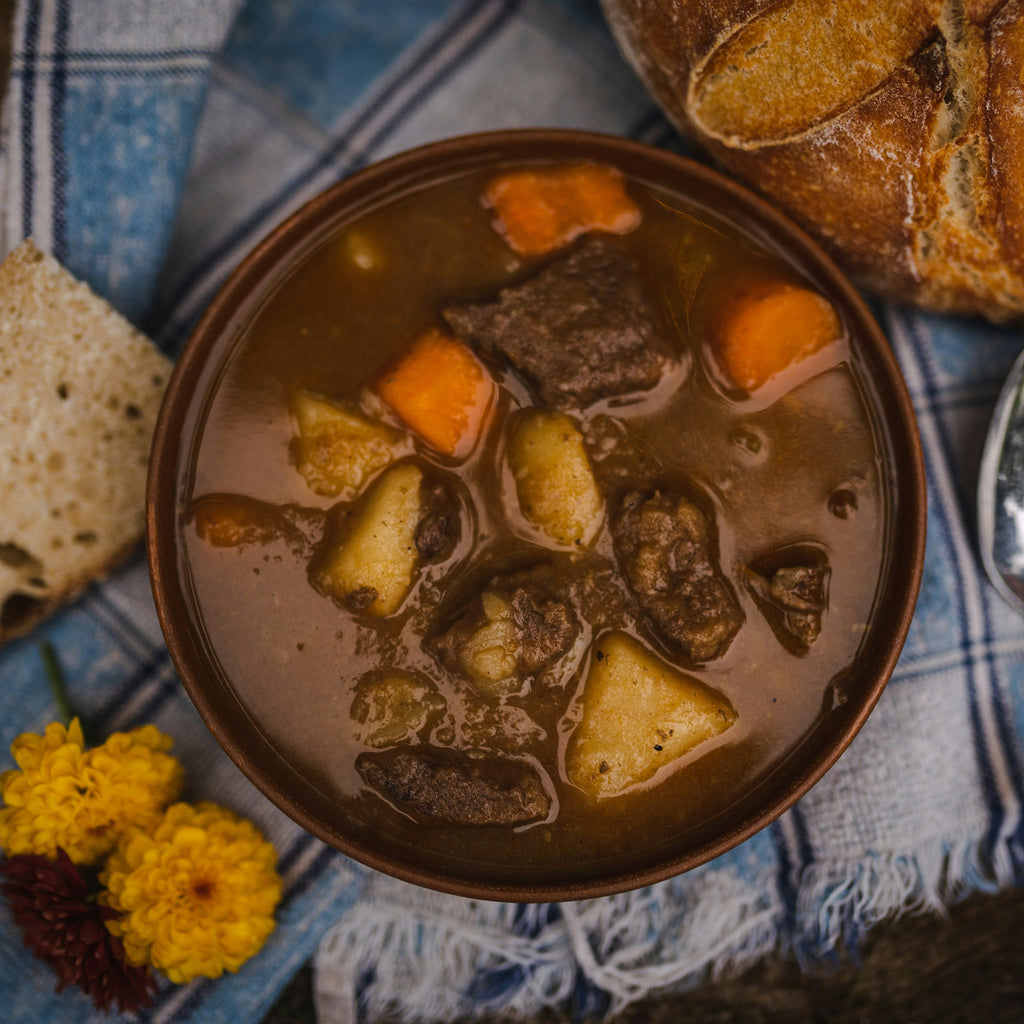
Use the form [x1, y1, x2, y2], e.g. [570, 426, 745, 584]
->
[428, 579, 580, 698]
[566, 631, 736, 799]
[508, 409, 603, 548]
[453, 591, 520, 695]
[291, 390, 407, 498]
[350, 670, 447, 748]
[314, 462, 423, 616]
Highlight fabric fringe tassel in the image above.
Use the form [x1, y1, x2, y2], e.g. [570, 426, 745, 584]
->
[314, 833, 1022, 1022]
[792, 835, 1011, 963]
[314, 875, 577, 1024]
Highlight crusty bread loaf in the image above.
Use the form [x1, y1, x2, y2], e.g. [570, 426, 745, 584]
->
[0, 240, 170, 643]
[601, 0, 1024, 323]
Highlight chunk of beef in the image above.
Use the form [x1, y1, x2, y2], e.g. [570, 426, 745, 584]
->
[455, 694, 546, 753]
[508, 583, 579, 672]
[414, 479, 461, 562]
[584, 415, 664, 497]
[611, 489, 743, 661]
[356, 746, 551, 827]
[427, 576, 579, 696]
[745, 559, 830, 654]
[443, 237, 672, 409]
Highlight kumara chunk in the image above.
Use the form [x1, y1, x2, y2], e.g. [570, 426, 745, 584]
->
[291, 390, 407, 498]
[508, 409, 603, 548]
[313, 462, 424, 616]
[611, 488, 743, 661]
[191, 495, 320, 554]
[350, 670, 447, 748]
[192, 495, 289, 548]
[444, 237, 672, 409]
[706, 270, 842, 394]
[567, 631, 736, 799]
[377, 328, 494, 459]
[356, 746, 551, 827]
[428, 577, 579, 697]
[483, 162, 641, 256]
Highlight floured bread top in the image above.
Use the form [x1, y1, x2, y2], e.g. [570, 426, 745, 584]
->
[601, 0, 1024, 321]
[0, 239, 171, 643]
[689, 1, 942, 144]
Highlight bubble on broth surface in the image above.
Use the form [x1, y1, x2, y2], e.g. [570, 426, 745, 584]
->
[730, 424, 768, 462]
[829, 486, 859, 519]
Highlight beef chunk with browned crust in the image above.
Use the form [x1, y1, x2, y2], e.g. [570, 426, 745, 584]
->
[414, 479, 461, 562]
[611, 489, 743, 661]
[745, 558, 830, 654]
[427, 575, 579, 696]
[356, 746, 551, 827]
[443, 237, 673, 409]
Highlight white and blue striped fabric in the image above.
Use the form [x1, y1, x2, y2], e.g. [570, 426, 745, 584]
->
[1, 2, 1023, 1023]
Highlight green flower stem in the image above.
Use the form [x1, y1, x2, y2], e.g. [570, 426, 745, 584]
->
[39, 643, 94, 745]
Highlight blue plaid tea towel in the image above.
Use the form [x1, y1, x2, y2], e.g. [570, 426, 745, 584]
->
[1, 2, 1023, 1023]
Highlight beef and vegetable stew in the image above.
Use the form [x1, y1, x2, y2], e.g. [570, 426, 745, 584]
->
[179, 155, 891, 886]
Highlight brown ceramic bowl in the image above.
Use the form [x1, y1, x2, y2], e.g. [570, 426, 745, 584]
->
[147, 129, 926, 902]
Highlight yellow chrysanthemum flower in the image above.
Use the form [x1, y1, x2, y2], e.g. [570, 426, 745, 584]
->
[0, 718, 184, 865]
[100, 801, 281, 984]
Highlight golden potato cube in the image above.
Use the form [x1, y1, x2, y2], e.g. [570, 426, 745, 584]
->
[567, 631, 736, 799]
[315, 462, 423, 616]
[292, 390, 407, 497]
[350, 670, 446, 748]
[456, 592, 519, 696]
[340, 228, 382, 271]
[508, 409, 603, 548]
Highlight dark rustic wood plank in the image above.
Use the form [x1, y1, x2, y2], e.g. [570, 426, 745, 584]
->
[264, 886, 1024, 1023]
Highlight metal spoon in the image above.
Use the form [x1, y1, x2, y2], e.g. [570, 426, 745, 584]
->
[978, 346, 1024, 614]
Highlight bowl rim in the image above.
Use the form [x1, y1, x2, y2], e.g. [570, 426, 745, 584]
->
[147, 127, 927, 902]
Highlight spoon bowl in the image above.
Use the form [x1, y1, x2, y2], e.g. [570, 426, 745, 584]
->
[978, 347, 1024, 615]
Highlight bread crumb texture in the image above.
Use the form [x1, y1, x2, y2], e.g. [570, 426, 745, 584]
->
[0, 239, 171, 642]
[600, 0, 1024, 322]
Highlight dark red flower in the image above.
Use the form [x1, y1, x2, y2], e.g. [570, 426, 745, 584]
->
[1, 847, 157, 1013]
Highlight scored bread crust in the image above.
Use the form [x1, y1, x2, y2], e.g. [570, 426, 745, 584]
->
[0, 240, 171, 644]
[601, 0, 1024, 322]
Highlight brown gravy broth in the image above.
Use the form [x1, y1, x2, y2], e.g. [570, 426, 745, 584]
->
[183, 161, 887, 884]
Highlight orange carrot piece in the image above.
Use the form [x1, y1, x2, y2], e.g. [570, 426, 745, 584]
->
[484, 163, 641, 256]
[192, 497, 283, 548]
[711, 276, 843, 393]
[377, 328, 493, 458]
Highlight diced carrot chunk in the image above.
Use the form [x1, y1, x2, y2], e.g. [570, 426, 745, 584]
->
[484, 163, 641, 256]
[377, 329, 493, 458]
[192, 497, 283, 548]
[711, 275, 843, 393]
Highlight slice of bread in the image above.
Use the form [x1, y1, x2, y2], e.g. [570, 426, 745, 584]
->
[0, 239, 171, 644]
[600, 0, 1024, 322]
